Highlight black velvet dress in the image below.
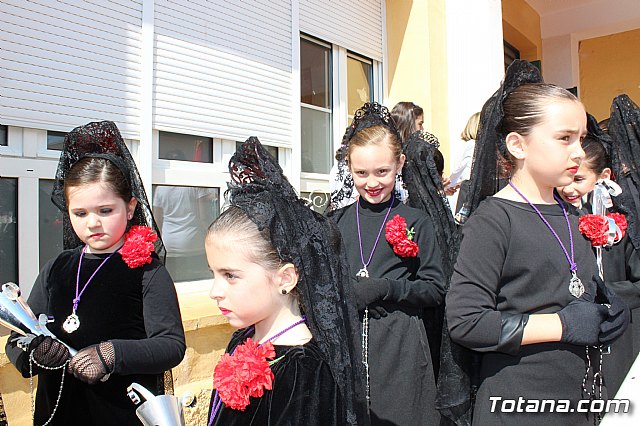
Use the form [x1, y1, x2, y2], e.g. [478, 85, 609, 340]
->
[447, 197, 601, 425]
[208, 330, 346, 425]
[329, 197, 445, 425]
[6, 247, 186, 426]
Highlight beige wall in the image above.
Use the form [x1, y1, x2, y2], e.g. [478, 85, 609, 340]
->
[579, 28, 640, 121]
[502, 0, 542, 61]
[385, 0, 450, 168]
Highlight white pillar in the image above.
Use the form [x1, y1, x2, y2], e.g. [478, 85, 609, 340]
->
[445, 0, 505, 208]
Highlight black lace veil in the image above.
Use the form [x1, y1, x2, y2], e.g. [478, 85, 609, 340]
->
[227, 137, 368, 425]
[403, 130, 458, 279]
[608, 94, 640, 250]
[51, 121, 165, 260]
[403, 130, 471, 425]
[457, 60, 544, 222]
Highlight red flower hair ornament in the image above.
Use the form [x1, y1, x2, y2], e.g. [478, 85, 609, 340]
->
[213, 338, 276, 411]
[578, 213, 627, 247]
[120, 225, 158, 268]
[385, 215, 419, 258]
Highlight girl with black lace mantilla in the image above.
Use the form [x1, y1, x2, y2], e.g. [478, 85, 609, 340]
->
[205, 138, 367, 425]
[327, 103, 445, 425]
[5, 121, 186, 425]
[447, 60, 629, 425]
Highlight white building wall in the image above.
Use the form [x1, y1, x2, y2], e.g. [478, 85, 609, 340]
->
[153, 0, 294, 147]
[444, 1, 504, 166]
[0, 0, 385, 290]
[300, 0, 383, 61]
[0, 0, 143, 138]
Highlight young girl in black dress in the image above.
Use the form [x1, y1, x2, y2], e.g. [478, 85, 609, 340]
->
[328, 103, 445, 425]
[205, 137, 366, 425]
[557, 108, 640, 397]
[6, 121, 186, 425]
[446, 61, 629, 425]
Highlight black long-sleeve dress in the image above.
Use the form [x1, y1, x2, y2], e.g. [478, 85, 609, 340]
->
[447, 197, 601, 425]
[209, 330, 346, 425]
[329, 196, 445, 425]
[6, 247, 186, 426]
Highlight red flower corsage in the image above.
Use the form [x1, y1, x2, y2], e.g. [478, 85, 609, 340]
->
[120, 226, 157, 268]
[578, 213, 627, 247]
[213, 338, 276, 411]
[578, 214, 610, 246]
[385, 215, 419, 258]
[607, 212, 628, 238]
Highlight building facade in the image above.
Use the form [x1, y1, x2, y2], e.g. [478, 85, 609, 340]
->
[2, 0, 638, 423]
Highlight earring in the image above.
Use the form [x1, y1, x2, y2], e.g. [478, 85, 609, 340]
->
[281, 289, 288, 295]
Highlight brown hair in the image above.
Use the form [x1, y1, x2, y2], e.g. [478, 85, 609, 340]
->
[500, 83, 580, 137]
[206, 206, 282, 272]
[581, 136, 610, 175]
[64, 157, 131, 204]
[499, 83, 582, 173]
[391, 102, 424, 143]
[346, 125, 403, 164]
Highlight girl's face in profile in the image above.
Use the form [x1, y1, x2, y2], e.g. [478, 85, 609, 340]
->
[66, 181, 136, 254]
[415, 114, 424, 132]
[206, 237, 284, 330]
[514, 100, 587, 189]
[349, 138, 405, 204]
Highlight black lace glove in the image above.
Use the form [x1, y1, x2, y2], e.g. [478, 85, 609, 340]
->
[68, 341, 115, 384]
[352, 277, 388, 312]
[28, 335, 71, 368]
[594, 275, 630, 346]
[558, 297, 608, 346]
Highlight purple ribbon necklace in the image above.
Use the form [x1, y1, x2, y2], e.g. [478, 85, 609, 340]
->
[208, 316, 307, 425]
[62, 246, 118, 333]
[509, 180, 585, 298]
[355, 193, 395, 278]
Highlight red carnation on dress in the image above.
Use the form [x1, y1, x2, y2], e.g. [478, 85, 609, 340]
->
[120, 226, 157, 268]
[578, 214, 610, 247]
[385, 214, 419, 258]
[385, 214, 408, 245]
[213, 338, 276, 411]
[607, 213, 628, 238]
[393, 238, 419, 258]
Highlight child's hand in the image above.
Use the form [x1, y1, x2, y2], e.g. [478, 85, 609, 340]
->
[352, 277, 388, 312]
[28, 335, 71, 368]
[68, 341, 115, 384]
[557, 297, 608, 346]
[593, 275, 630, 345]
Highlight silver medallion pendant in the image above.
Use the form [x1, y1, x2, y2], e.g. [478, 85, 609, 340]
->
[569, 272, 585, 298]
[356, 266, 369, 278]
[63, 313, 80, 333]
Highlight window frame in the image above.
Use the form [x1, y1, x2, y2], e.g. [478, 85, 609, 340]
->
[300, 34, 334, 176]
[0, 125, 23, 157]
[299, 35, 382, 195]
[346, 51, 374, 120]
